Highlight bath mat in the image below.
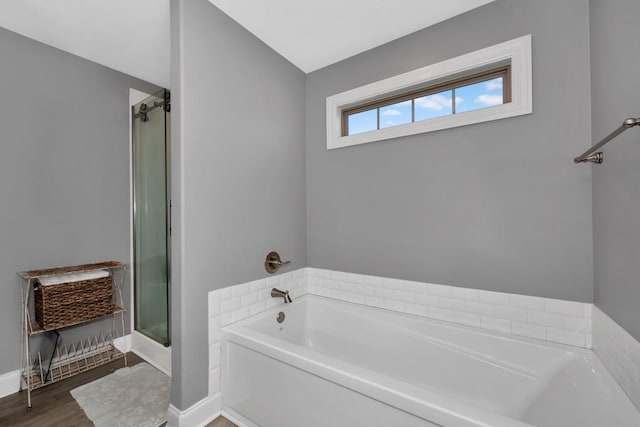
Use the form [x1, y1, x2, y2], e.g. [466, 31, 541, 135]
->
[70, 362, 170, 427]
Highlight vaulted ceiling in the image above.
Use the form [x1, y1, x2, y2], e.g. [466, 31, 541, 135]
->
[0, 0, 494, 87]
[207, 0, 495, 73]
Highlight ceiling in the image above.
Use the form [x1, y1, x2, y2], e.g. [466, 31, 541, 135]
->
[208, 0, 495, 73]
[0, 0, 494, 86]
[0, 0, 171, 87]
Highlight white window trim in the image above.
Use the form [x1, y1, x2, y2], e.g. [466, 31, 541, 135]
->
[326, 34, 532, 150]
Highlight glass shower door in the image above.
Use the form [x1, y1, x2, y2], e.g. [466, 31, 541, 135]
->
[132, 89, 171, 346]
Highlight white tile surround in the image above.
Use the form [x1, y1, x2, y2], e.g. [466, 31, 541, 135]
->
[208, 267, 597, 400]
[207, 268, 306, 396]
[305, 268, 593, 348]
[593, 307, 640, 410]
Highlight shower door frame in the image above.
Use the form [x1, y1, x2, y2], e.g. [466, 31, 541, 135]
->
[128, 88, 171, 375]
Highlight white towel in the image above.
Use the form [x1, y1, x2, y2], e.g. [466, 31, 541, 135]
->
[39, 269, 110, 286]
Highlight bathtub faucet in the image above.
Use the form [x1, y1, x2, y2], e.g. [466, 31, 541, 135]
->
[271, 288, 293, 303]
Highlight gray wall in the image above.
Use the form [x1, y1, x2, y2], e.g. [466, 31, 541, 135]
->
[306, 0, 594, 302]
[0, 28, 158, 374]
[170, 0, 306, 409]
[591, 0, 640, 339]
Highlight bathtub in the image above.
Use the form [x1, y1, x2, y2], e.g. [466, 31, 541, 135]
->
[221, 295, 640, 427]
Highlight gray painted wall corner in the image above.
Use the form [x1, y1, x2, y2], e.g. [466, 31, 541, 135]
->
[0, 27, 159, 375]
[169, 0, 186, 410]
[171, 0, 306, 410]
[590, 0, 640, 340]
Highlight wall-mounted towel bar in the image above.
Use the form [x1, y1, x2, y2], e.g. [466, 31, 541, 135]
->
[574, 117, 640, 164]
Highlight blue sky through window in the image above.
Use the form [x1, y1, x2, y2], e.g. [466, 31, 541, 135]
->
[348, 109, 377, 135]
[380, 101, 411, 129]
[415, 90, 453, 121]
[346, 77, 504, 135]
[456, 78, 503, 113]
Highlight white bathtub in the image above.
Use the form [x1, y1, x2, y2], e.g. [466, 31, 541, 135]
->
[221, 295, 640, 427]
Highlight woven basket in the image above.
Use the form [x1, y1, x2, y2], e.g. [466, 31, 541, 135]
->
[34, 275, 113, 330]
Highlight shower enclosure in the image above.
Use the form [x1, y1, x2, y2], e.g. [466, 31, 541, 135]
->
[132, 89, 171, 347]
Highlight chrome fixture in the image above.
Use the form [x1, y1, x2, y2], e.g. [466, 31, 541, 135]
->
[271, 288, 293, 303]
[574, 117, 640, 164]
[264, 251, 290, 274]
[277, 312, 285, 323]
[579, 152, 604, 164]
[134, 90, 171, 123]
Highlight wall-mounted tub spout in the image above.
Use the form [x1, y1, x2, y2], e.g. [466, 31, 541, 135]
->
[271, 288, 293, 303]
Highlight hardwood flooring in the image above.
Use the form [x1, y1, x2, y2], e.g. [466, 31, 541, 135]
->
[0, 353, 235, 427]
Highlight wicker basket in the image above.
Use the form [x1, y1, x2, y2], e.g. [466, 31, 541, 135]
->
[34, 275, 113, 330]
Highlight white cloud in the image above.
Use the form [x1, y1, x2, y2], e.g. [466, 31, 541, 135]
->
[455, 96, 464, 106]
[381, 109, 401, 116]
[385, 120, 396, 126]
[415, 94, 452, 111]
[486, 78, 503, 91]
[475, 94, 503, 106]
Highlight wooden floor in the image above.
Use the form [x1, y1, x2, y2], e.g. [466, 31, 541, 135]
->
[0, 353, 235, 427]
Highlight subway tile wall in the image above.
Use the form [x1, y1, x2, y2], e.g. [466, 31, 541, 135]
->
[207, 269, 306, 395]
[208, 267, 594, 396]
[306, 268, 593, 348]
[592, 307, 640, 410]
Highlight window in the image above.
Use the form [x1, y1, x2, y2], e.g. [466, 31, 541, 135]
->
[342, 66, 511, 136]
[326, 35, 532, 149]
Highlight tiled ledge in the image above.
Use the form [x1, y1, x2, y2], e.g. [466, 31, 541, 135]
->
[593, 307, 640, 411]
[306, 268, 593, 349]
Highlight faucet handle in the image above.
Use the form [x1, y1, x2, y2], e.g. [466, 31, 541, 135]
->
[265, 251, 290, 274]
[268, 259, 290, 267]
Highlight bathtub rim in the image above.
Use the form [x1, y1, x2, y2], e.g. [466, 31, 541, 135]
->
[221, 295, 640, 427]
[221, 295, 543, 427]
[232, 294, 595, 354]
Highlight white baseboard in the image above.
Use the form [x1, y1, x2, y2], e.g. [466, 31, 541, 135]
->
[114, 334, 132, 353]
[0, 369, 20, 399]
[166, 393, 221, 427]
[222, 407, 254, 427]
